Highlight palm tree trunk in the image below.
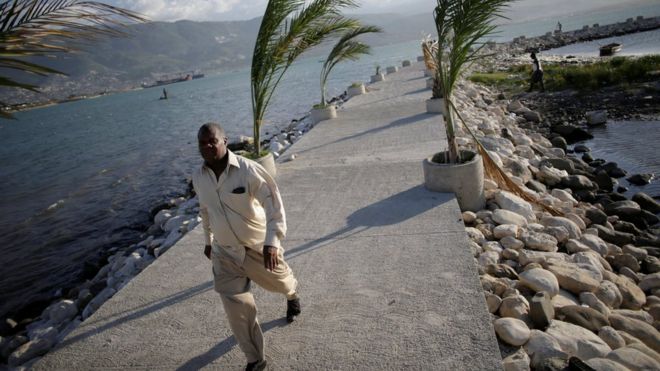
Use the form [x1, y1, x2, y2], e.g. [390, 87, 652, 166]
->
[443, 99, 460, 164]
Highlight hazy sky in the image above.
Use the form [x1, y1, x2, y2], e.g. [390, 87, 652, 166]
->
[111, 0, 650, 23]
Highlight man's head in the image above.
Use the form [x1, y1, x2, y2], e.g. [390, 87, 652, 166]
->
[530, 52, 537, 60]
[198, 122, 228, 164]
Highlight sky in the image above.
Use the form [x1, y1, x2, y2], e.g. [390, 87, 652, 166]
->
[111, 0, 649, 23]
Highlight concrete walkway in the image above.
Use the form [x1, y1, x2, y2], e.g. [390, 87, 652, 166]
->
[35, 62, 501, 370]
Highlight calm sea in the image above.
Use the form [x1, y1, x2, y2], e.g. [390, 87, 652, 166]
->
[1, 3, 659, 320]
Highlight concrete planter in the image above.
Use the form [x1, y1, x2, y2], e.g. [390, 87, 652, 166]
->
[417, 56, 425, 62]
[424, 68, 435, 77]
[311, 105, 337, 124]
[402, 60, 412, 67]
[423, 150, 485, 212]
[386, 66, 398, 74]
[425, 98, 446, 115]
[426, 78, 434, 89]
[255, 152, 277, 178]
[347, 84, 366, 97]
[370, 73, 385, 83]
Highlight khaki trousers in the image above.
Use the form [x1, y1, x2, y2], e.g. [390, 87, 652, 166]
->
[211, 247, 298, 363]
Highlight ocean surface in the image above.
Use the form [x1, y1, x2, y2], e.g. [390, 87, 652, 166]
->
[1, 3, 659, 321]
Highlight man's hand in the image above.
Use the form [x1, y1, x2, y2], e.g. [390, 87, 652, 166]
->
[263, 245, 279, 271]
[204, 245, 212, 260]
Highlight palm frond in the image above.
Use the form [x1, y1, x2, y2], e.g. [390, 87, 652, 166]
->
[0, 0, 147, 118]
[251, 0, 359, 155]
[318, 23, 381, 104]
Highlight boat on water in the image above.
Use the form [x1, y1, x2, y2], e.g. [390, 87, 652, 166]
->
[141, 71, 205, 89]
[599, 43, 622, 56]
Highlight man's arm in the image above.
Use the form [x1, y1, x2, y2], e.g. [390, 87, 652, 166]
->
[199, 203, 213, 259]
[249, 164, 286, 270]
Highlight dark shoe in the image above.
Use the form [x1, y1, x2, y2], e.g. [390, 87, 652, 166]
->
[286, 298, 301, 323]
[246, 359, 267, 371]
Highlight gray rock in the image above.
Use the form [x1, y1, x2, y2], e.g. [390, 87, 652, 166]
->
[465, 227, 486, 243]
[494, 317, 531, 346]
[612, 309, 653, 325]
[541, 216, 581, 240]
[574, 144, 591, 153]
[526, 180, 547, 193]
[47, 299, 78, 324]
[618, 267, 639, 283]
[544, 226, 570, 244]
[595, 170, 615, 192]
[609, 254, 641, 273]
[632, 192, 660, 214]
[586, 208, 608, 226]
[542, 158, 575, 174]
[520, 268, 559, 297]
[605, 200, 642, 217]
[644, 256, 660, 274]
[546, 260, 601, 295]
[639, 272, 660, 292]
[485, 292, 502, 313]
[551, 136, 567, 150]
[8, 338, 53, 367]
[523, 110, 541, 123]
[595, 280, 623, 309]
[592, 224, 635, 246]
[462, 211, 477, 224]
[494, 191, 536, 222]
[524, 330, 568, 369]
[502, 348, 531, 371]
[546, 320, 611, 360]
[586, 110, 607, 126]
[519, 250, 568, 267]
[500, 295, 530, 321]
[566, 239, 592, 254]
[627, 173, 653, 186]
[493, 209, 528, 227]
[606, 347, 660, 370]
[602, 271, 646, 310]
[628, 341, 660, 364]
[609, 314, 660, 353]
[585, 358, 631, 371]
[555, 305, 609, 332]
[580, 292, 610, 316]
[622, 245, 648, 261]
[501, 236, 525, 250]
[530, 291, 554, 329]
[580, 233, 609, 256]
[485, 264, 519, 280]
[521, 232, 558, 252]
[493, 224, 520, 239]
[601, 162, 627, 178]
[598, 326, 626, 350]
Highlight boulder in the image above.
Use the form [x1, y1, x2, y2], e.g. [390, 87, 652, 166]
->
[632, 192, 660, 214]
[580, 234, 609, 256]
[627, 173, 653, 186]
[8, 338, 53, 367]
[523, 110, 542, 123]
[520, 268, 559, 297]
[521, 232, 558, 252]
[546, 260, 601, 295]
[605, 200, 641, 217]
[580, 292, 610, 316]
[595, 170, 615, 192]
[538, 166, 566, 187]
[493, 209, 528, 227]
[530, 291, 554, 329]
[462, 211, 477, 224]
[542, 158, 575, 174]
[494, 191, 536, 222]
[622, 245, 648, 261]
[46, 299, 78, 324]
[524, 330, 568, 369]
[608, 314, 660, 353]
[541, 216, 581, 240]
[609, 254, 640, 273]
[485, 264, 519, 280]
[598, 326, 626, 350]
[555, 305, 609, 332]
[502, 349, 531, 371]
[551, 136, 567, 150]
[585, 358, 631, 371]
[552, 289, 580, 310]
[493, 224, 520, 239]
[544, 226, 570, 244]
[574, 144, 591, 153]
[639, 272, 660, 292]
[612, 309, 653, 325]
[485, 292, 502, 313]
[500, 236, 524, 250]
[465, 227, 486, 243]
[592, 224, 635, 246]
[479, 251, 500, 267]
[606, 347, 660, 370]
[586, 110, 607, 126]
[566, 239, 592, 254]
[518, 250, 567, 267]
[603, 271, 646, 310]
[561, 175, 597, 191]
[595, 280, 623, 309]
[546, 320, 611, 360]
[494, 317, 531, 346]
[586, 208, 608, 225]
[500, 295, 530, 320]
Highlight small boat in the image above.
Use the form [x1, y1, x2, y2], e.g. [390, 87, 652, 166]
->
[599, 43, 622, 56]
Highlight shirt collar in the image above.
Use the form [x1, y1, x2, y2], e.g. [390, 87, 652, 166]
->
[202, 150, 240, 172]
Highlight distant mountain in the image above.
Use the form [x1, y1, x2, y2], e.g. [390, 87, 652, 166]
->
[0, 13, 435, 105]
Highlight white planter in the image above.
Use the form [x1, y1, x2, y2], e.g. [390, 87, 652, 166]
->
[370, 73, 385, 83]
[402, 60, 411, 67]
[255, 152, 277, 178]
[422, 150, 485, 212]
[417, 56, 425, 62]
[426, 78, 434, 89]
[310, 105, 337, 124]
[386, 66, 398, 74]
[425, 98, 446, 115]
[347, 84, 366, 97]
[424, 68, 435, 77]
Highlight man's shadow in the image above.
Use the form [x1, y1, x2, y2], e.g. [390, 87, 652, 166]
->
[178, 185, 452, 369]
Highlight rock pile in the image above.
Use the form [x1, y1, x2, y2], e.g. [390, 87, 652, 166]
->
[451, 80, 659, 370]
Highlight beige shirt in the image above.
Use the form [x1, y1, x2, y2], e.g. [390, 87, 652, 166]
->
[192, 150, 286, 263]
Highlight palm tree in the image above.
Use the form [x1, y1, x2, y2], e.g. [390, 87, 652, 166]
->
[251, 0, 359, 158]
[433, 0, 511, 163]
[0, 0, 146, 118]
[317, 24, 381, 107]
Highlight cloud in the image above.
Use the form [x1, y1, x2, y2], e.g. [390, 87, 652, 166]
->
[114, 0, 267, 22]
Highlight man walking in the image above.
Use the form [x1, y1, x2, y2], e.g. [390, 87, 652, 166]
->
[192, 122, 301, 371]
[528, 52, 545, 92]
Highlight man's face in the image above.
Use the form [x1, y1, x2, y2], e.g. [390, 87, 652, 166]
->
[198, 128, 227, 164]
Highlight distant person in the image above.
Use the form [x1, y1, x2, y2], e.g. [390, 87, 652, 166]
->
[192, 122, 301, 371]
[160, 88, 168, 100]
[556, 21, 562, 33]
[528, 52, 545, 92]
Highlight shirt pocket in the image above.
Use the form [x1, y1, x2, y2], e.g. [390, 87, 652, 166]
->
[220, 192, 253, 218]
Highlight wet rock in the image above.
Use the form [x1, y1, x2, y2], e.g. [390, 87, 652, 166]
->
[551, 124, 593, 142]
[494, 317, 531, 346]
[613, 221, 643, 236]
[523, 110, 541, 123]
[530, 291, 554, 329]
[600, 162, 627, 178]
[606, 346, 660, 370]
[595, 170, 615, 192]
[561, 175, 596, 191]
[586, 208, 608, 226]
[608, 314, 660, 353]
[582, 152, 594, 163]
[627, 173, 653, 186]
[524, 330, 568, 369]
[632, 192, 660, 214]
[574, 144, 590, 153]
[555, 305, 609, 332]
[586, 110, 607, 126]
[546, 320, 611, 360]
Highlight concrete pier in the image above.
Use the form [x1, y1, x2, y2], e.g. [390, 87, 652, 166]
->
[34, 62, 500, 370]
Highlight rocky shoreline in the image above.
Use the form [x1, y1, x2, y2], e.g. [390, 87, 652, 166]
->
[448, 75, 659, 369]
